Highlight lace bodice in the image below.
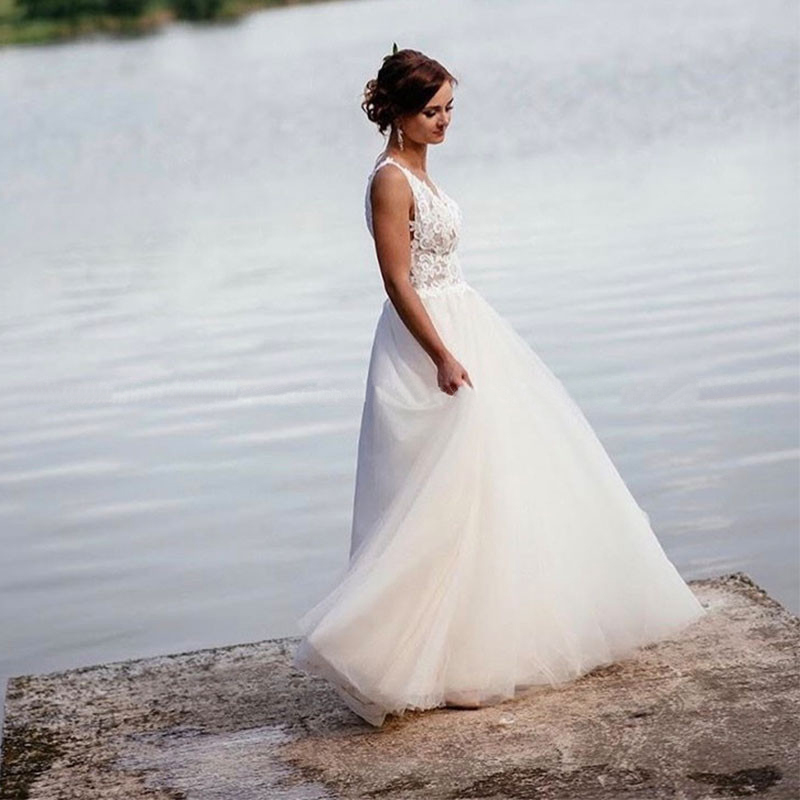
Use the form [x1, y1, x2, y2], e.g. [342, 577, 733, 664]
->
[365, 155, 468, 298]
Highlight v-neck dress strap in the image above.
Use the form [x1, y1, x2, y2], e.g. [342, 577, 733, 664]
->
[378, 156, 443, 200]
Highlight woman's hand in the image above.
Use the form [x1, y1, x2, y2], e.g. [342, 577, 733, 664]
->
[436, 353, 474, 395]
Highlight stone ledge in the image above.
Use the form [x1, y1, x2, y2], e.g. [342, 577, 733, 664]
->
[1, 571, 798, 799]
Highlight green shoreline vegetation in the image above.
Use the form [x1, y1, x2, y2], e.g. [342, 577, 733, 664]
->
[0, 0, 337, 47]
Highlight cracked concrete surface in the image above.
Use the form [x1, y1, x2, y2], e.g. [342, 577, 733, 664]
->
[1, 571, 798, 799]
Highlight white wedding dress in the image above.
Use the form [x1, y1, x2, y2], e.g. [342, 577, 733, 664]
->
[291, 154, 707, 727]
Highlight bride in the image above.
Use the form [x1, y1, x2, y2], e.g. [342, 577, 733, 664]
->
[292, 46, 707, 727]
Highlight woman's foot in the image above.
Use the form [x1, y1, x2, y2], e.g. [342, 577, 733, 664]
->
[444, 690, 483, 709]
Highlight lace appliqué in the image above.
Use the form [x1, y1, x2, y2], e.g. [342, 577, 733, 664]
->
[365, 157, 468, 298]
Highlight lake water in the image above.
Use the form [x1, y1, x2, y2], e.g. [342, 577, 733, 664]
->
[0, 0, 797, 733]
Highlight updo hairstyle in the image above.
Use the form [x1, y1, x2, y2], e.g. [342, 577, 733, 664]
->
[361, 48, 458, 135]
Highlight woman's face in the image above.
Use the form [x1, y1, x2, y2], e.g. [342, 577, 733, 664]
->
[402, 81, 454, 146]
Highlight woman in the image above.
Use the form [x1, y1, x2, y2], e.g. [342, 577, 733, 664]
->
[292, 47, 707, 728]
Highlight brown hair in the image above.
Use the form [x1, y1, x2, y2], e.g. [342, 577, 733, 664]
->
[361, 48, 458, 135]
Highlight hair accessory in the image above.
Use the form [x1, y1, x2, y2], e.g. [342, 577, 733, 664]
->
[392, 42, 398, 54]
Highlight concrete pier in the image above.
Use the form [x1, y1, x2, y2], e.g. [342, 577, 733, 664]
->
[1, 571, 798, 799]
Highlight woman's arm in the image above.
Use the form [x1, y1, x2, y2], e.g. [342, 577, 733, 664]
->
[369, 166, 473, 394]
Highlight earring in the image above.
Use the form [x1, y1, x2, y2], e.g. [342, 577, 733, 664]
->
[397, 125, 404, 151]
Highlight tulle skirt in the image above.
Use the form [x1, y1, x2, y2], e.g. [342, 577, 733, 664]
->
[292, 282, 706, 727]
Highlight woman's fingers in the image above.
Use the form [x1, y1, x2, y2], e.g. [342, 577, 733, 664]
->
[438, 364, 474, 394]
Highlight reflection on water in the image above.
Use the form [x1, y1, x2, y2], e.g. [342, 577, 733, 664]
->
[0, 0, 797, 719]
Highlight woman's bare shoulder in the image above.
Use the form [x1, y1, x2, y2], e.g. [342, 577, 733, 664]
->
[370, 162, 412, 207]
